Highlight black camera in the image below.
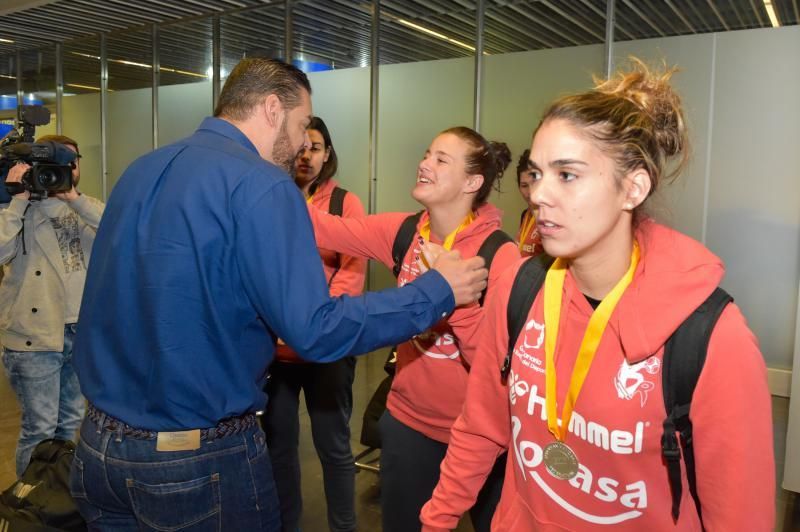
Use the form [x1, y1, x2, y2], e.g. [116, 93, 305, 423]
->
[0, 106, 76, 201]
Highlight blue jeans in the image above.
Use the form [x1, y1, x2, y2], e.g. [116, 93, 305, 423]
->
[1, 323, 84, 477]
[70, 415, 281, 531]
[262, 357, 357, 532]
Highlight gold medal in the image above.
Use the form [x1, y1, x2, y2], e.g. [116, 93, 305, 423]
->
[543, 441, 579, 480]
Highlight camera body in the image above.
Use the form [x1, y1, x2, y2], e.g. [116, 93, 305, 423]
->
[0, 106, 76, 201]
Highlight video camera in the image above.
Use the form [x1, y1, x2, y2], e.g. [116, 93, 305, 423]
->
[0, 105, 76, 202]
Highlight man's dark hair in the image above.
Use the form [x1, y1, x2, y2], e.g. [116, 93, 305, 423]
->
[213, 58, 311, 120]
[36, 134, 80, 155]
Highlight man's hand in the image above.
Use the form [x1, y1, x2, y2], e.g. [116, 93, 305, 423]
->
[431, 250, 488, 306]
[54, 186, 80, 202]
[5, 163, 30, 200]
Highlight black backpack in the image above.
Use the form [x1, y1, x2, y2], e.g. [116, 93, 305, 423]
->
[0, 439, 87, 532]
[359, 212, 514, 449]
[501, 254, 732, 527]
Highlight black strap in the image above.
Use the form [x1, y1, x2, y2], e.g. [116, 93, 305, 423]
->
[391, 211, 423, 278]
[661, 287, 732, 526]
[328, 186, 347, 217]
[475, 230, 514, 306]
[325, 186, 349, 288]
[502, 254, 554, 381]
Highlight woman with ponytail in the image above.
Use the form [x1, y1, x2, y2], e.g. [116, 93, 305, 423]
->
[308, 126, 521, 532]
[421, 60, 774, 531]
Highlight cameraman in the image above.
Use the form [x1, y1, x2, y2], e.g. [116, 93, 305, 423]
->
[0, 134, 104, 477]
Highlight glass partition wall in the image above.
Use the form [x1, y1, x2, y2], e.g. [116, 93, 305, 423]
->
[3, 0, 798, 372]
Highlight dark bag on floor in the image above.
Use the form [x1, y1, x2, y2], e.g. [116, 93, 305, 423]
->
[0, 439, 87, 532]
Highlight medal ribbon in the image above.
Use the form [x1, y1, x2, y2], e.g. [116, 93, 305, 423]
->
[544, 242, 640, 442]
[419, 212, 476, 251]
[518, 210, 537, 252]
[305, 191, 316, 204]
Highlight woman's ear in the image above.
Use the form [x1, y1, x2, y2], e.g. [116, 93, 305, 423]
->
[464, 174, 485, 195]
[323, 146, 331, 164]
[623, 168, 652, 211]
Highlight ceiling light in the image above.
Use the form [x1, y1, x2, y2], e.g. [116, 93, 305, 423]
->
[394, 18, 489, 55]
[763, 0, 780, 27]
[65, 83, 113, 92]
[69, 51, 207, 79]
[0, 38, 14, 44]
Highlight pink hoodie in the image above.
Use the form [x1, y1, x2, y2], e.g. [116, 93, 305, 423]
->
[309, 203, 520, 442]
[421, 220, 775, 531]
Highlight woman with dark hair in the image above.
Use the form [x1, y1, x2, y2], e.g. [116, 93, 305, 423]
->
[420, 60, 774, 531]
[515, 148, 542, 257]
[308, 126, 520, 532]
[262, 116, 367, 532]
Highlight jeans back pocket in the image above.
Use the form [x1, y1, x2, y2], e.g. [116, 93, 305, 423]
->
[126, 473, 221, 532]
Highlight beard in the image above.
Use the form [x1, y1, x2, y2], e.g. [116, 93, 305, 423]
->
[272, 120, 300, 176]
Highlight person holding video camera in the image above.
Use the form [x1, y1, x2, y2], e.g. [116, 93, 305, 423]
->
[0, 134, 104, 477]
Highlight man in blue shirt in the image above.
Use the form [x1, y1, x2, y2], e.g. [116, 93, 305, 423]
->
[70, 58, 487, 531]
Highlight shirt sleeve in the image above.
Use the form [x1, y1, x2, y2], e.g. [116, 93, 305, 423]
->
[308, 202, 408, 269]
[0, 197, 27, 264]
[328, 191, 367, 298]
[236, 176, 454, 363]
[68, 193, 105, 230]
[420, 264, 519, 531]
[689, 303, 775, 531]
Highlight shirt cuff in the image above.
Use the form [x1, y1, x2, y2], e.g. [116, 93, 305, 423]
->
[409, 269, 455, 320]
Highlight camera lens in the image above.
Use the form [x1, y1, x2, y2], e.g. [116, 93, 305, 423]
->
[37, 169, 60, 188]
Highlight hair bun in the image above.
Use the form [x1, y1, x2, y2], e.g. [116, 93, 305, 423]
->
[595, 58, 687, 160]
[490, 141, 512, 178]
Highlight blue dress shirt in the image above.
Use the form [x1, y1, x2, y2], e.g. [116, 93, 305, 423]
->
[74, 117, 454, 430]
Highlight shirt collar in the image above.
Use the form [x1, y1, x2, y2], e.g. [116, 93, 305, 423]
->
[196, 116, 260, 156]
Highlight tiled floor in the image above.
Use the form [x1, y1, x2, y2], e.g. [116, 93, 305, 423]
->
[0, 351, 797, 531]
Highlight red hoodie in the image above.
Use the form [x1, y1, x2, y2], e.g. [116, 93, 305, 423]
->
[421, 220, 775, 531]
[309, 203, 520, 442]
[276, 179, 366, 362]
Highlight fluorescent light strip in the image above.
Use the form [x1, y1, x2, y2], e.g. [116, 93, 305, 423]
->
[0, 74, 15, 80]
[66, 83, 113, 92]
[763, 0, 780, 27]
[70, 51, 207, 78]
[0, 38, 14, 44]
[395, 18, 488, 55]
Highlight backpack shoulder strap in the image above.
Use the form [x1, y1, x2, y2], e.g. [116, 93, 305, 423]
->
[391, 211, 424, 278]
[475, 229, 514, 306]
[501, 254, 554, 380]
[328, 186, 347, 217]
[661, 287, 733, 525]
[324, 187, 349, 288]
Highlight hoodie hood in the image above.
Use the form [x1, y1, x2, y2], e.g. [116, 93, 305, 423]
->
[612, 218, 725, 363]
[417, 202, 504, 249]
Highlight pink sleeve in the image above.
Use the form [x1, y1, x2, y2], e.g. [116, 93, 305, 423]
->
[327, 192, 367, 297]
[308, 204, 410, 269]
[690, 303, 775, 531]
[420, 264, 520, 531]
[448, 242, 522, 366]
